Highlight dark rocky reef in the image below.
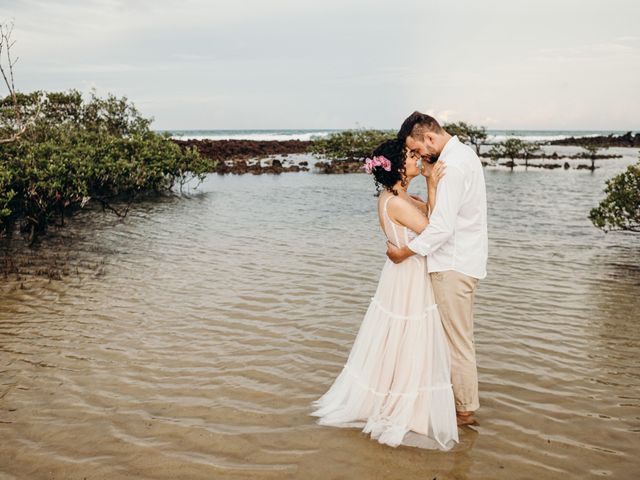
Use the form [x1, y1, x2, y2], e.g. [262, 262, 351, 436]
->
[171, 138, 312, 174]
[549, 131, 640, 148]
[314, 160, 363, 174]
[216, 158, 307, 175]
[479, 151, 621, 160]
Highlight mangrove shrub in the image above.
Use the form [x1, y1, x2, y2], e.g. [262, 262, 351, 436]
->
[309, 129, 395, 162]
[589, 158, 640, 233]
[0, 89, 210, 243]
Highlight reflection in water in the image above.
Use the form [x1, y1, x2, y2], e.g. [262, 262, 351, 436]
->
[584, 245, 640, 432]
[1, 151, 639, 479]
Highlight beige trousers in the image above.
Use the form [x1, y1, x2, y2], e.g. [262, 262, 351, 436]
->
[430, 270, 480, 412]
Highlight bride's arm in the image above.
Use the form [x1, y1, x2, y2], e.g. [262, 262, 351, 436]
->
[386, 163, 446, 263]
[408, 195, 427, 214]
[388, 198, 429, 236]
[383, 199, 429, 263]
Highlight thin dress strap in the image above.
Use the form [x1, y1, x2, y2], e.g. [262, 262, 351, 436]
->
[383, 196, 401, 247]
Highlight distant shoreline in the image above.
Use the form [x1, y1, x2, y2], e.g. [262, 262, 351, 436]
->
[548, 131, 640, 148]
[163, 129, 638, 145]
[172, 134, 638, 175]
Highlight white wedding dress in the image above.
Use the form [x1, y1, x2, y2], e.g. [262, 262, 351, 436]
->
[310, 195, 458, 450]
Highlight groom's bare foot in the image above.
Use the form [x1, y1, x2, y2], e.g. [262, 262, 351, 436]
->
[456, 411, 479, 426]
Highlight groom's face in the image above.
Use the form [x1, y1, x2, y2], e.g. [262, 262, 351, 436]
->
[406, 134, 438, 162]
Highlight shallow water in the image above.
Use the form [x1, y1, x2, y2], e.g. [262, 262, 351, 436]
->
[1, 149, 639, 479]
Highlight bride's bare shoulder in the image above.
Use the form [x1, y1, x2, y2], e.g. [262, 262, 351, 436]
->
[377, 191, 394, 208]
[386, 194, 413, 213]
[385, 195, 419, 227]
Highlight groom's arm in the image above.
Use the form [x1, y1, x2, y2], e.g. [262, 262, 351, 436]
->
[387, 164, 465, 263]
[407, 163, 465, 257]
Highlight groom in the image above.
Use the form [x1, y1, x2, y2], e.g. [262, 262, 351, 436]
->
[386, 111, 488, 426]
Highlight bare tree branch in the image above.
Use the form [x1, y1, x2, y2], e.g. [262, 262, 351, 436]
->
[0, 20, 39, 144]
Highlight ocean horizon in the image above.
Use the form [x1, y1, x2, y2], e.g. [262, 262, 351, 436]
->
[158, 128, 637, 143]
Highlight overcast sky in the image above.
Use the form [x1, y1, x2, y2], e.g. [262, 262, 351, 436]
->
[1, 0, 638, 130]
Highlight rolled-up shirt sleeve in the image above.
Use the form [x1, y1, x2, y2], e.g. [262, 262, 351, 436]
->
[408, 163, 465, 256]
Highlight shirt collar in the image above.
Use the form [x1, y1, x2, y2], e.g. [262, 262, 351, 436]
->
[439, 135, 459, 161]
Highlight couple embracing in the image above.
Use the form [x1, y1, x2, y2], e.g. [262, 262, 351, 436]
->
[310, 111, 488, 450]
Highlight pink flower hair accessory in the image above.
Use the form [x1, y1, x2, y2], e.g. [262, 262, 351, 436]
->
[363, 155, 392, 174]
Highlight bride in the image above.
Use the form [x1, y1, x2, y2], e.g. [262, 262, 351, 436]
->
[309, 138, 458, 450]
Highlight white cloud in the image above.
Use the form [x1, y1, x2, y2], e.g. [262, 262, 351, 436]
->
[424, 109, 457, 123]
[1, 0, 639, 129]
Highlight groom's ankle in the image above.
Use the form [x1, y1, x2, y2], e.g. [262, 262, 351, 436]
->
[456, 410, 475, 417]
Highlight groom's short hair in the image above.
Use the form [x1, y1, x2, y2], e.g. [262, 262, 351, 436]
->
[397, 111, 444, 142]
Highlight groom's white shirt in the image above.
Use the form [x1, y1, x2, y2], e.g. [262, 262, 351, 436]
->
[407, 135, 488, 279]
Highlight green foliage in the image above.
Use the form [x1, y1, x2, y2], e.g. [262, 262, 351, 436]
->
[582, 145, 600, 156]
[589, 158, 640, 233]
[309, 129, 395, 161]
[581, 145, 609, 169]
[443, 121, 488, 154]
[488, 138, 541, 169]
[0, 161, 15, 219]
[488, 138, 525, 161]
[309, 123, 490, 162]
[0, 89, 209, 242]
[521, 141, 541, 167]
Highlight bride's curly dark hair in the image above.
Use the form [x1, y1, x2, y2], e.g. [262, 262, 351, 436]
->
[369, 139, 407, 196]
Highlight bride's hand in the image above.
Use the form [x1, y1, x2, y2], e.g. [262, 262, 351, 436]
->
[423, 161, 446, 185]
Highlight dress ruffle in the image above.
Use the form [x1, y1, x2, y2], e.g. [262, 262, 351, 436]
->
[310, 256, 459, 450]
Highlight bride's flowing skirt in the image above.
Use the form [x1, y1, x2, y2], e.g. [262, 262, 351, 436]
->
[310, 256, 458, 450]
